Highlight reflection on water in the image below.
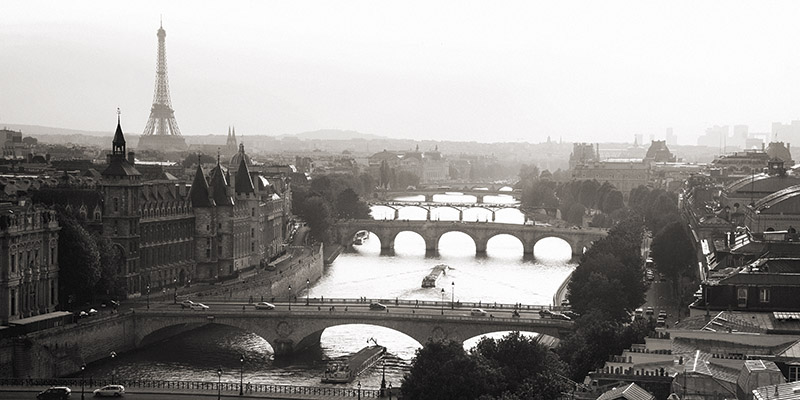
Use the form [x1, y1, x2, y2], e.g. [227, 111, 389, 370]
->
[82, 194, 575, 388]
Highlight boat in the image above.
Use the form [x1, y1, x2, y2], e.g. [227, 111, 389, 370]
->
[353, 230, 369, 245]
[422, 264, 448, 288]
[322, 341, 386, 383]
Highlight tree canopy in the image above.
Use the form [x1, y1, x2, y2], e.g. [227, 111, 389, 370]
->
[651, 220, 696, 280]
[56, 211, 102, 306]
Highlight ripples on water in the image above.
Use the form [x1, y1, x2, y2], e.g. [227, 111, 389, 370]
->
[82, 194, 576, 388]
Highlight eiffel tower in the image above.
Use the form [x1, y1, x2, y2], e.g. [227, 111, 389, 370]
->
[138, 21, 188, 152]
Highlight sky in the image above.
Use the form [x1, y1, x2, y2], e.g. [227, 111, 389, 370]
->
[3, 1, 800, 144]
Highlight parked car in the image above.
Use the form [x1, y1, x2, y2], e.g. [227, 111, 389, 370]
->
[190, 303, 209, 311]
[658, 310, 667, 319]
[634, 308, 644, 319]
[656, 317, 667, 328]
[254, 302, 275, 310]
[93, 384, 125, 397]
[645, 307, 654, 316]
[369, 302, 387, 311]
[37, 386, 71, 399]
[539, 309, 554, 318]
[470, 308, 488, 317]
[180, 299, 195, 309]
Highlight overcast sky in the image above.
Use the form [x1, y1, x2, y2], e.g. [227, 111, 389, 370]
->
[3, 1, 800, 144]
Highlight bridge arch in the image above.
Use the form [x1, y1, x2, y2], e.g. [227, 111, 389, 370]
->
[388, 230, 432, 254]
[532, 235, 580, 257]
[436, 230, 479, 254]
[485, 233, 525, 256]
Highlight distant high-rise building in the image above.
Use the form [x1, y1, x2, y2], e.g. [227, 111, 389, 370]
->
[666, 128, 677, 146]
[569, 143, 598, 170]
[698, 125, 729, 148]
[138, 22, 188, 152]
[634, 134, 643, 147]
[733, 125, 749, 149]
[771, 120, 800, 144]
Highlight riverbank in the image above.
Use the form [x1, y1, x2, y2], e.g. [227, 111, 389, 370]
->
[552, 271, 573, 307]
[323, 243, 344, 264]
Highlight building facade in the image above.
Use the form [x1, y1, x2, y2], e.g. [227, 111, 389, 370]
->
[0, 203, 60, 324]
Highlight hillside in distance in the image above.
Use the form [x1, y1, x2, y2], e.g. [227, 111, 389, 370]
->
[278, 129, 387, 141]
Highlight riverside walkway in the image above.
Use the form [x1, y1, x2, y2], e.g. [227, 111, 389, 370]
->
[0, 378, 386, 399]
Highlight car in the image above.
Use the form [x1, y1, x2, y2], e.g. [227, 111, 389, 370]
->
[254, 302, 275, 310]
[87, 308, 98, 316]
[550, 312, 572, 321]
[37, 386, 71, 399]
[190, 303, 209, 311]
[470, 308, 488, 317]
[658, 310, 667, 319]
[369, 302, 387, 311]
[656, 317, 667, 328]
[645, 307, 654, 316]
[180, 299, 195, 309]
[562, 310, 580, 319]
[634, 308, 644, 319]
[539, 309, 554, 318]
[92, 384, 125, 397]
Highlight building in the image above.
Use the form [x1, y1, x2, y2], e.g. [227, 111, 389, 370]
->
[596, 383, 655, 400]
[0, 202, 60, 324]
[368, 146, 449, 185]
[569, 143, 598, 170]
[0, 128, 25, 159]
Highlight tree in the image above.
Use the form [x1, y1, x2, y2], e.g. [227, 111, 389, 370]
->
[94, 234, 127, 301]
[650, 221, 695, 281]
[379, 160, 391, 188]
[601, 190, 624, 214]
[299, 196, 333, 242]
[56, 211, 102, 306]
[564, 203, 585, 226]
[335, 188, 371, 220]
[578, 180, 600, 208]
[402, 341, 501, 400]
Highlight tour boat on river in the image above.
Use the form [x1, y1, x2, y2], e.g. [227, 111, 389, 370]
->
[422, 264, 449, 288]
[322, 340, 386, 383]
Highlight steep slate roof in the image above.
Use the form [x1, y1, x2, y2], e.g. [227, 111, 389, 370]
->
[102, 120, 141, 177]
[188, 164, 213, 207]
[208, 163, 233, 206]
[234, 154, 254, 193]
[112, 118, 126, 148]
[596, 383, 655, 400]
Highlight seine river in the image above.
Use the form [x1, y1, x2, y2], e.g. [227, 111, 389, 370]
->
[80, 194, 576, 389]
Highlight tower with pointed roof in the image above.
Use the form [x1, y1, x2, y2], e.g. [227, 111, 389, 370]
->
[102, 113, 143, 295]
[138, 21, 188, 152]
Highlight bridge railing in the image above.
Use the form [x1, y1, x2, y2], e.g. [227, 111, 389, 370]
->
[0, 378, 381, 398]
[188, 296, 568, 312]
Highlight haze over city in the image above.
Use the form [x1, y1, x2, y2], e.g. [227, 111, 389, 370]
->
[5, 1, 800, 144]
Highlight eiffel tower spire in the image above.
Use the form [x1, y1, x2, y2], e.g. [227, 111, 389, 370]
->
[139, 21, 187, 151]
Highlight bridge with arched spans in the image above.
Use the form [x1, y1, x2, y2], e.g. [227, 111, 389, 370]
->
[133, 300, 574, 357]
[336, 219, 607, 256]
[369, 201, 520, 222]
[374, 187, 521, 204]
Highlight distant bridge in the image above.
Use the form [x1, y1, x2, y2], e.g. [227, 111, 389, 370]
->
[373, 186, 521, 203]
[336, 219, 607, 256]
[369, 201, 520, 222]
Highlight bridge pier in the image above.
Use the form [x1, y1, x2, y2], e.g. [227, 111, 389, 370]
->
[475, 239, 487, 254]
[424, 194, 434, 202]
[491, 211, 495, 222]
[458, 209, 463, 221]
[477, 195, 484, 204]
[394, 209, 400, 220]
[523, 242, 535, 255]
[425, 237, 437, 253]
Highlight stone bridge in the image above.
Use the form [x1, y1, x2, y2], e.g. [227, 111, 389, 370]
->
[369, 201, 520, 222]
[134, 308, 573, 357]
[336, 219, 607, 256]
[374, 187, 520, 203]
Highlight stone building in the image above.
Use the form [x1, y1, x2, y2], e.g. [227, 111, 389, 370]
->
[0, 202, 60, 324]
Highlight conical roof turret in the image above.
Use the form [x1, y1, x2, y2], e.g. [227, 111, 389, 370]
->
[208, 159, 233, 206]
[189, 161, 213, 207]
[235, 149, 255, 193]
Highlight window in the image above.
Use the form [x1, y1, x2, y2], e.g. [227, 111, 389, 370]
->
[113, 198, 119, 212]
[737, 287, 748, 307]
[759, 288, 770, 303]
[251, 242, 255, 252]
[790, 366, 800, 382]
[251, 208, 255, 217]
[10, 253, 15, 273]
[251, 228, 255, 238]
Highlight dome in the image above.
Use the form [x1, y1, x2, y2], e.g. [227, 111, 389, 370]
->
[766, 142, 792, 164]
[229, 143, 252, 169]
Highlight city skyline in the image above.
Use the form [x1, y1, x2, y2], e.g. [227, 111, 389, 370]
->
[5, 1, 800, 144]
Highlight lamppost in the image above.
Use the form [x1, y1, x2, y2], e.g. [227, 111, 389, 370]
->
[146, 284, 150, 310]
[288, 285, 292, 310]
[110, 351, 116, 384]
[239, 354, 244, 396]
[440, 288, 445, 315]
[80, 363, 86, 400]
[388, 382, 393, 400]
[217, 367, 222, 400]
[306, 279, 310, 306]
[380, 361, 386, 397]
[357, 381, 361, 400]
[451, 281, 455, 309]
[173, 278, 178, 304]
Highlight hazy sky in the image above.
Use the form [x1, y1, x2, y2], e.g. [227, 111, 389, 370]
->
[3, 1, 800, 144]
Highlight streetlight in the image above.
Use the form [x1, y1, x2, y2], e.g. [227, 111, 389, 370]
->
[380, 361, 386, 397]
[80, 363, 86, 400]
[288, 285, 292, 310]
[451, 281, 455, 309]
[217, 367, 222, 400]
[388, 383, 393, 400]
[306, 279, 310, 306]
[239, 354, 244, 396]
[173, 278, 178, 304]
[440, 288, 445, 315]
[146, 284, 150, 310]
[110, 351, 116, 384]
[357, 381, 361, 400]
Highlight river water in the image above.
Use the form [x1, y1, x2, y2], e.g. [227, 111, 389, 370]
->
[80, 194, 576, 389]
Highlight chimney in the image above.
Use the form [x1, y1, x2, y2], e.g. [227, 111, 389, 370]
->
[127, 151, 135, 165]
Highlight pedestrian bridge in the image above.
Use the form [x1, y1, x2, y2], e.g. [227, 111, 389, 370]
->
[336, 219, 607, 256]
[134, 303, 574, 357]
[369, 200, 520, 222]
